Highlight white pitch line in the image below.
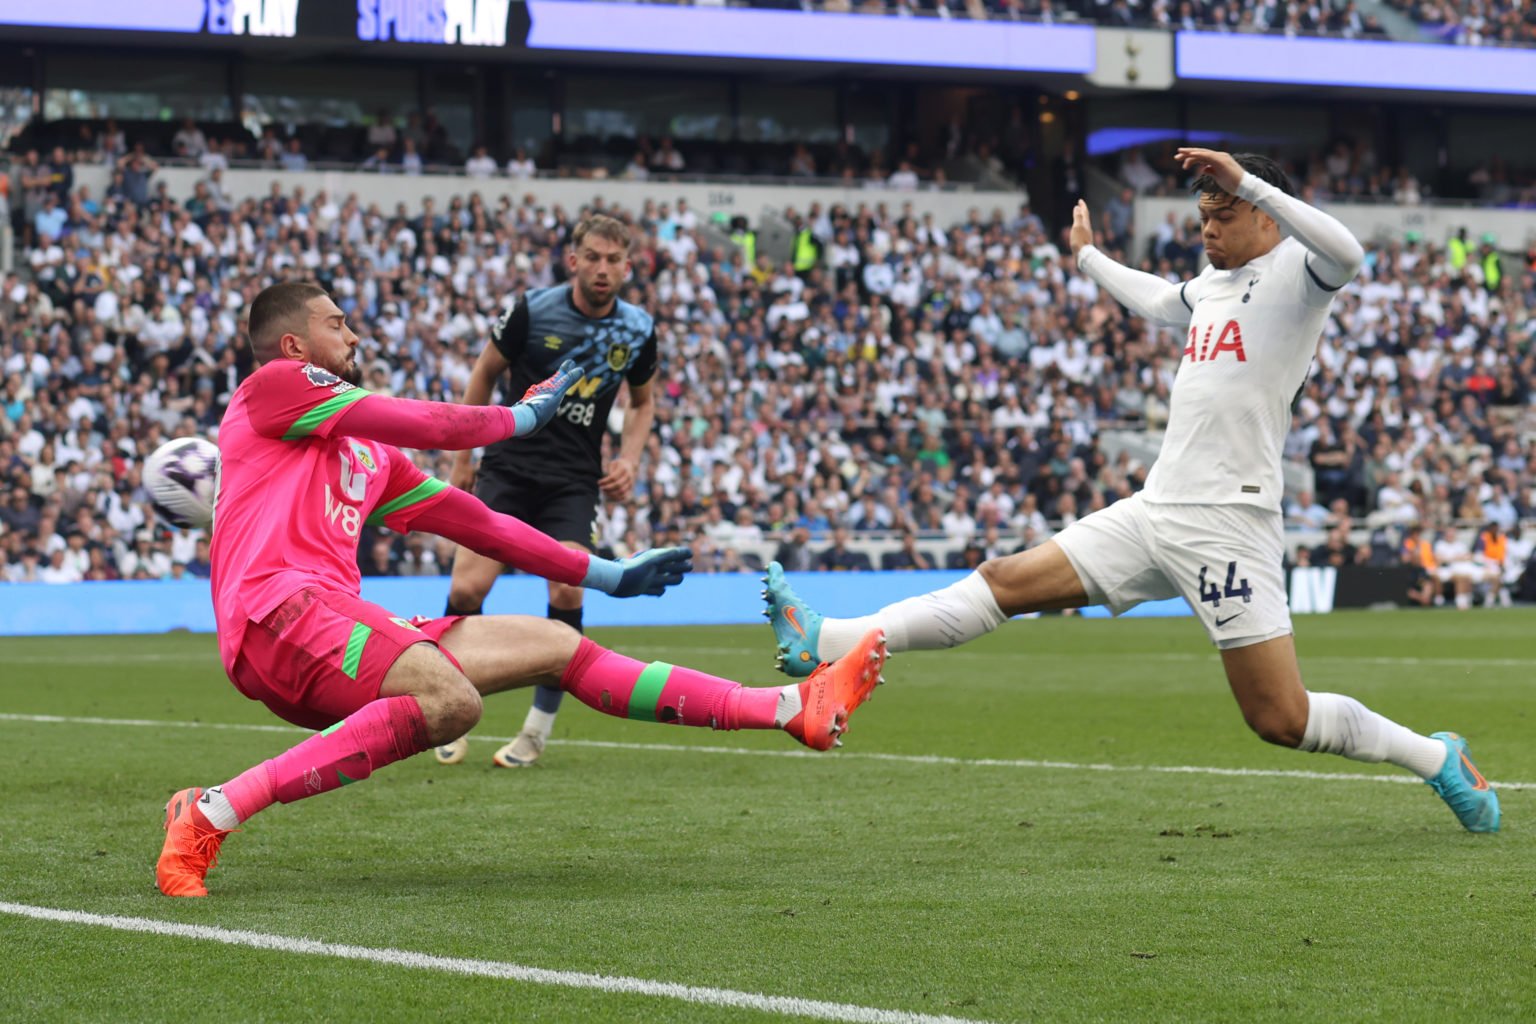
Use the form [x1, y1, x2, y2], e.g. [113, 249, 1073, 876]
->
[3, 711, 1532, 790]
[614, 646, 1536, 670]
[0, 901, 994, 1024]
[2, 652, 222, 665]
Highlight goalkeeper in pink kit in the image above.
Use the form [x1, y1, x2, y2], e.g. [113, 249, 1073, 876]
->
[156, 282, 887, 897]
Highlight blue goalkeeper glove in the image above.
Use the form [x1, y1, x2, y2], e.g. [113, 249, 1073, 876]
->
[582, 547, 694, 598]
[509, 359, 584, 437]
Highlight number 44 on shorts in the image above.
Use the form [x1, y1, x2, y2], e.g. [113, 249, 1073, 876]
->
[1198, 561, 1253, 607]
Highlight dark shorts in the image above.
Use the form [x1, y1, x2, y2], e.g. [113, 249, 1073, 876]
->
[230, 587, 463, 731]
[475, 470, 599, 551]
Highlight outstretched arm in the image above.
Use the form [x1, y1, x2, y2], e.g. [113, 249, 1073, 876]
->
[408, 485, 594, 586]
[332, 360, 583, 451]
[407, 486, 692, 598]
[1070, 200, 1194, 326]
[1176, 148, 1363, 289]
[335, 395, 516, 450]
[1234, 173, 1364, 289]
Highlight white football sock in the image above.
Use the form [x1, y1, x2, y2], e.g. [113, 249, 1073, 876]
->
[197, 786, 241, 830]
[521, 706, 557, 739]
[817, 571, 1008, 662]
[773, 685, 803, 728]
[1298, 692, 1448, 779]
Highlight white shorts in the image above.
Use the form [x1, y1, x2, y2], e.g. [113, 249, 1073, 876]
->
[1053, 494, 1292, 650]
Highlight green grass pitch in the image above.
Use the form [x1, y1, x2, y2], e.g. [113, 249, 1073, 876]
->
[2, 610, 1533, 1023]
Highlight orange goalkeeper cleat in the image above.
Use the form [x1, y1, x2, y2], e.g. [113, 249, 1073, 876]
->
[156, 787, 233, 898]
[784, 629, 888, 752]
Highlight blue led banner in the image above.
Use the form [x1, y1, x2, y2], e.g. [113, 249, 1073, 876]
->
[525, 0, 1097, 73]
[1177, 31, 1536, 96]
[0, 573, 1186, 636]
[0, 0, 299, 35]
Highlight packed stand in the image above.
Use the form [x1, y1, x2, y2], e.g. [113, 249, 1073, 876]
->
[7, 113, 984, 191]
[1107, 142, 1536, 209]
[1, 152, 1533, 601]
[1385, 0, 1536, 46]
[689, 0, 1392, 37]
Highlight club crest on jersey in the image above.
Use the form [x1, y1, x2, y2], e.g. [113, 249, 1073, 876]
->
[303, 363, 342, 388]
[1183, 320, 1247, 364]
[348, 441, 378, 475]
[606, 342, 632, 372]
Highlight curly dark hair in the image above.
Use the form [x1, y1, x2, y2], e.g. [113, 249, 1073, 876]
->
[1189, 153, 1294, 199]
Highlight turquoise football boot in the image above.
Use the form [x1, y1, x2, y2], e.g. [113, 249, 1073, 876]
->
[1426, 732, 1500, 833]
[761, 561, 825, 678]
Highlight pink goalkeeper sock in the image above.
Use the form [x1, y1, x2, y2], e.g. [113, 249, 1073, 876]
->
[220, 695, 430, 821]
[561, 637, 780, 731]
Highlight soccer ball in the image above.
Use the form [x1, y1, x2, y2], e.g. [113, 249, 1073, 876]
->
[145, 437, 219, 531]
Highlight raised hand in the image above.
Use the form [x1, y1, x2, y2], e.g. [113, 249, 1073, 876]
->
[1069, 199, 1094, 257]
[1175, 148, 1245, 194]
[509, 359, 584, 438]
[607, 547, 694, 598]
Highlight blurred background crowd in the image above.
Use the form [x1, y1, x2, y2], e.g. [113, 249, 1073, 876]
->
[2, 136, 1533, 602]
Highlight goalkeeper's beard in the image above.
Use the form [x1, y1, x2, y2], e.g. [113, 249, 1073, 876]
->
[319, 353, 363, 387]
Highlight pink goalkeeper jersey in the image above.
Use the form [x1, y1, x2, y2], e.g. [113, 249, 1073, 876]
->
[211, 360, 449, 670]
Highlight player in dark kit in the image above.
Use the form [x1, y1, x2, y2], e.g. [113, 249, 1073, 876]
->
[438, 214, 658, 767]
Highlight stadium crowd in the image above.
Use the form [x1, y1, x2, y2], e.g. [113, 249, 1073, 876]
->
[668, 0, 1395, 39]
[1387, 0, 1536, 46]
[730, 0, 1536, 47]
[1112, 142, 1536, 210]
[663, 0, 1536, 46]
[1, 150, 1533, 603]
[7, 112, 984, 191]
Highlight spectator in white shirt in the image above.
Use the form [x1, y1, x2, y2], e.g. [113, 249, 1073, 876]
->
[173, 119, 207, 160]
[1120, 147, 1161, 193]
[506, 147, 537, 179]
[367, 111, 398, 151]
[888, 161, 920, 190]
[399, 138, 423, 175]
[861, 248, 894, 297]
[941, 497, 977, 545]
[198, 140, 229, 174]
[650, 137, 686, 172]
[464, 145, 498, 179]
[621, 153, 649, 181]
[39, 548, 82, 584]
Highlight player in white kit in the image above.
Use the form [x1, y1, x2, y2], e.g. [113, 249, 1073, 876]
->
[762, 149, 1499, 833]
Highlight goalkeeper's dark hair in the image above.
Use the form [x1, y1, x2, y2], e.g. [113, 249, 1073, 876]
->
[248, 281, 329, 363]
[1189, 153, 1294, 199]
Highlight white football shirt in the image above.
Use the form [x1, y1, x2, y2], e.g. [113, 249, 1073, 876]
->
[1144, 236, 1339, 511]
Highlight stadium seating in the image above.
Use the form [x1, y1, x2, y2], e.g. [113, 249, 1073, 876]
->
[0, 151, 1531, 595]
[745, 0, 1532, 46]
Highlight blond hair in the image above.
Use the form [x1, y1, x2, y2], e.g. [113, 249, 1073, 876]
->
[572, 214, 631, 253]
